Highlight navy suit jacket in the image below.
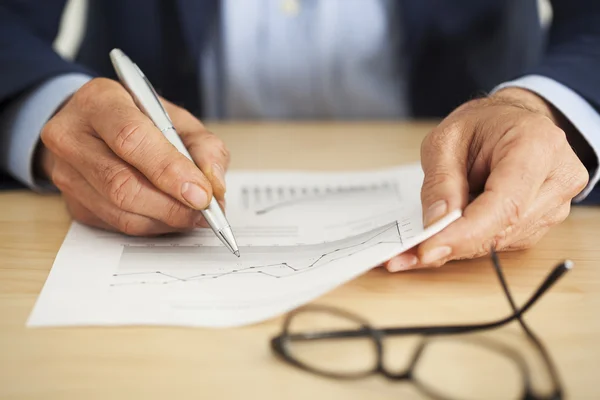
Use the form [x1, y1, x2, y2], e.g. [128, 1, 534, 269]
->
[1, 0, 599, 197]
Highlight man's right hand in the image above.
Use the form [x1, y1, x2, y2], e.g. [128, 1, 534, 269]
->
[38, 77, 230, 236]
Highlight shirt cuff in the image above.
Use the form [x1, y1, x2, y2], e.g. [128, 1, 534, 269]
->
[492, 75, 600, 202]
[0, 73, 92, 191]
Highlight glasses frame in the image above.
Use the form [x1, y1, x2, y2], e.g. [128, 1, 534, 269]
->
[270, 250, 571, 400]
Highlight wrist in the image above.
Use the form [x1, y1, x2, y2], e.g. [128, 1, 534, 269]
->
[492, 87, 558, 123]
[493, 87, 596, 173]
[33, 95, 73, 183]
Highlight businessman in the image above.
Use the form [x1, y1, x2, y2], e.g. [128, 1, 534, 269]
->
[0, 0, 598, 271]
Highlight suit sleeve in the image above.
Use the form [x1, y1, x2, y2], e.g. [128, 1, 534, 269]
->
[0, 1, 93, 103]
[0, 1, 95, 189]
[496, 0, 600, 203]
[535, 0, 600, 202]
[532, 0, 600, 112]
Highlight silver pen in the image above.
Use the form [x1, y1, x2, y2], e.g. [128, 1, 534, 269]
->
[109, 48, 240, 257]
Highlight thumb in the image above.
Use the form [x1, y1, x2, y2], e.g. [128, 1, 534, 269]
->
[420, 123, 471, 228]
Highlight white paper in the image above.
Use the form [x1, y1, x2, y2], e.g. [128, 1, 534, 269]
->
[27, 164, 460, 328]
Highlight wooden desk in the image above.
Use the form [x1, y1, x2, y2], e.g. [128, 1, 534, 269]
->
[1, 122, 599, 399]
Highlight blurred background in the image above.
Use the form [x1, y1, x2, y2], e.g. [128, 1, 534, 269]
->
[53, 0, 554, 62]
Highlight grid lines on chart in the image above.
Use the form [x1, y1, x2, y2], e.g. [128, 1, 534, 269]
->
[240, 181, 400, 215]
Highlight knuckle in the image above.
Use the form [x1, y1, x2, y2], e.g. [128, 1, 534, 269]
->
[569, 163, 590, 196]
[545, 132, 567, 156]
[40, 120, 68, 154]
[554, 161, 589, 205]
[472, 236, 495, 257]
[439, 120, 464, 138]
[546, 125, 568, 147]
[51, 168, 71, 192]
[489, 219, 523, 252]
[151, 158, 185, 188]
[546, 204, 571, 227]
[423, 120, 464, 150]
[40, 121, 56, 146]
[490, 227, 512, 251]
[163, 201, 195, 228]
[422, 129, 443, 153]
[114, 120, 145, 158]
[189, 132, 231, 164]
[497, 194, 523, 229]
[74, 78, 120, 111]
[208, 134, 230, 161]
[105, 167, 141, 210]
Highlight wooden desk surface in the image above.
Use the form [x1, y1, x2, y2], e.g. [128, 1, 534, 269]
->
[1, 122, 599, 399]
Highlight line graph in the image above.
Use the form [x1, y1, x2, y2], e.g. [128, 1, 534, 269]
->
[239, 181, 399, 215]
[111, 219, 411, 287]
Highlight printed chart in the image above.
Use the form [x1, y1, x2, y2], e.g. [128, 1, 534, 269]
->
[112, 219, 412, 287]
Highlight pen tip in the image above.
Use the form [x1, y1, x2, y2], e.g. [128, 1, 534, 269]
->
[234, 250, 240, 258]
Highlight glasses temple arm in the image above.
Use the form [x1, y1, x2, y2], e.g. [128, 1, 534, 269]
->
[275, 260, 572, 342]
[505, 260, 573, 318]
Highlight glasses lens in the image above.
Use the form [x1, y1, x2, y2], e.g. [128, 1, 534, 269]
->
[413, 337, 524, 400]
[283, 308, 378, 377]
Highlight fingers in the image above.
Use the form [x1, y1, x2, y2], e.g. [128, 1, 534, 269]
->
[163, 102, 230, 201]
[64, 197, 115, 232]
[396, 165, 579, 272]
[50, 159, 179, 236]
[39, 77, 229, 236]
[384, 249, 419, 272]
[183, 133, 229, 200]
[53, 126, 203, 229]
[420, 121, 472, 228]
[77, 78, 214, 211]
[417, 120, 573, 266]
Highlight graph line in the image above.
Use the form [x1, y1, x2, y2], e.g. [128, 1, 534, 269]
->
[111, 220, 406, 287]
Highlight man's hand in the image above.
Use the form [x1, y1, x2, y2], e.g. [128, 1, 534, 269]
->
[38, 78, 229, 236]
[386, 88, 590, 272]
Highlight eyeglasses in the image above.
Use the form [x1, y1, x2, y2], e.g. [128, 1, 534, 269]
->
[270, 250, 571, 400]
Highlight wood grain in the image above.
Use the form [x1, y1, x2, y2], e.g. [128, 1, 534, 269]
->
[1, 122, 599, 399]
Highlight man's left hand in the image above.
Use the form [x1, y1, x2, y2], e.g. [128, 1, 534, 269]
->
[385, 88, 590, 272]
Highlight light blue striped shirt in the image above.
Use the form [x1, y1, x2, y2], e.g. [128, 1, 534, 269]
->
[202, 0, 408, 120]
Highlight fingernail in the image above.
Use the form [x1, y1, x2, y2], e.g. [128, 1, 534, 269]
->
[387, 254, 418, 272]
[420, 246, 452, 265]
[182, 182, 208, 209]
[424, 200, 448, 227]
[212, 163, 226, 191]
